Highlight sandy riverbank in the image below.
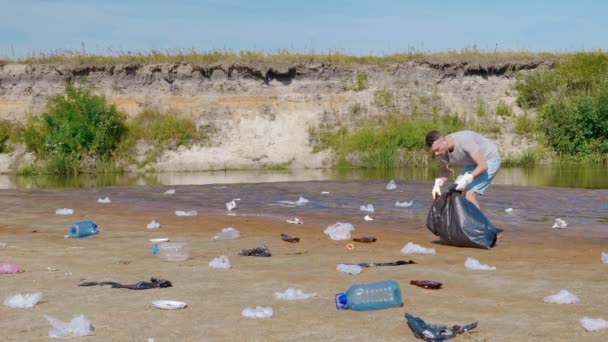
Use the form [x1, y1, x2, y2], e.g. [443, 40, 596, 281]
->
[0, 180, 607, 341]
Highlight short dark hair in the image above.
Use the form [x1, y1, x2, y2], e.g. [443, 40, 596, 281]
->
[425, 130, 442, 147]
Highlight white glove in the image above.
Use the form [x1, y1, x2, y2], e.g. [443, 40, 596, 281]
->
[432, 178, 445, 199]
[455, 172, 474, 191]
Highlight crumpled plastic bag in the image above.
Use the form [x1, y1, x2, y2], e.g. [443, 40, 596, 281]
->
[46, 314, 94, 338]
[208, 256, 232, 269]
[601, 252, 608, 264]
[146, 220, 160, 229]
[175, 210, 197, 217]
[395, 201, 414, 207]
[386, 180, 397, 190]
[97, 197, 111, 203]
[543, 290, 580, 304]
[360, 204, 374, 212]
[226, 200, 236, 211]
[242, 306, 273, 318]
[336, 264, 363, 275]
[0, 262, 21, 274]
[401, 242, 436, 255]
[4, 292, 42, 308]
[580, 317, 608, 332]
[286, 218, 303, 224]
[296, 197, 309, 205]
[405, 313, 477, 341]
[163, 189, 175, 195]
[55, 208, 74, 215]
[552, 218, 567, 229]
[464, 257, 496, 271]
[211, 227, 240, 241]
[274, 288, 317, 300]
[324, 222, 355, 240]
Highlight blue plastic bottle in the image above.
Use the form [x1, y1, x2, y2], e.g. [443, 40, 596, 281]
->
[335, 280, 403, 311]
[69, 220, 99, 238]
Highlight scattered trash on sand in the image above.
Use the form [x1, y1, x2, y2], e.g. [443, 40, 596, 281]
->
[353, 236, 376, 243]
[242, 306, 273, 318]
[401, 242, 436, 255]
[239, 245, 272, 257]
[79, 277, 172, 290]
[359, 204, 374, 212]
[175, 210, 197, 217]
[280, 233, 300, 243]
[543, 290, 580, 304]
[4, 292, 43, 308]
[152, 300, 187, 310]
[286, 218, 303, 224]
[580, 317, 608, 332]
[552, 218, 568, 229]
[324, 222, 355, 240]
[386, 180, 397, 190]
[274, 288, 317, 300]
[146, 220, 160, 229]
[97, 197, 111, 203]
[395, 201, 414, 207]
[337, 264, 363, 275]
[211, 227, 240, 241]
[364, 215, 373, 221]
[0, 262, 21, 274]
[55, 208, 74, 215]
[410, 280, 443, 290]
[226, 200, 237, 211]
[163, 189, 175, 195]
[465, 257, 496, 271]
[209, 256, 232, 269]
[405, 313, 477, 341]
[46, 314, 94, 339]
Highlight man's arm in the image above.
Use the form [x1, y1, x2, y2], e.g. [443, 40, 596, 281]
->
[469, 151, 488, 178]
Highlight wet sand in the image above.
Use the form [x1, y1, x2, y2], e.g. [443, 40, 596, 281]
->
[0, 180, 607, 341]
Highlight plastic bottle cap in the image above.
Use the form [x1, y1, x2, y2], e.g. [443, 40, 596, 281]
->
[335, 293, 348, 310]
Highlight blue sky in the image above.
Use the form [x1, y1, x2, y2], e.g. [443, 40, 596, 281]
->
[1, 0, 606, 57]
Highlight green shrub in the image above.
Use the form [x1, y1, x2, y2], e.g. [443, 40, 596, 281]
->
[127, 109, 198, 148]
[514, 112, 538, 136]
[0, 119, 17, 153]
[495, 100, 513, 117]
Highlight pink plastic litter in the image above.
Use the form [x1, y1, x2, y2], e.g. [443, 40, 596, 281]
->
[0, 263, 21, 274]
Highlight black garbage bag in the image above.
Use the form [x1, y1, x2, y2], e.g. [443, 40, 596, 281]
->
[426, 185, 500, 249]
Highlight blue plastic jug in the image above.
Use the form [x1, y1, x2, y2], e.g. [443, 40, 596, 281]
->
[69, 220, 99, 238]
[335, 279, 403, 311]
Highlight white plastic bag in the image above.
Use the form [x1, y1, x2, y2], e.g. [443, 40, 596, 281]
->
[400, 242, 436, 255]
[175, 210, 197, 216]
[146, 220, 160, 229]
[242, 306, 273, 318]
[226, 201, 236, 211]
[601, 252, 608, 264]
[552, 218, 567, 229]
[324, 222, 354, 240]
[211, 227, 240, 241]
[46, 314, 93, 338]
[97, 197, 111, 203]
[163, 189, 175, 195]
[208, 256, 232, 269]
[336, 264, 363, 275]
[286, 218, 303, 224]
[395, 201, 413, 207]
[4, 292, 42, 308]
[364, 215, 373, 221]
[55, 208, 74, 215]
[274, 288, 317, 300]
[580, 317, 608, 332]
[359, 204, 374, 212]
[465, 257, 496, 270]
[386, 180, 397, 190]
[296, 197, 309, 205]
[543, 290, 580, 304]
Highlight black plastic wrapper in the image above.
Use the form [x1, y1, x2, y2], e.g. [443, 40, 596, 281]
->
[426, 186, 501, 249]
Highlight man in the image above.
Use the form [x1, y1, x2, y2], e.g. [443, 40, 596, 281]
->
[426, 130, 501, 209]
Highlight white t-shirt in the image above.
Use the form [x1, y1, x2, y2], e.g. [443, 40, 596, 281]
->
[440, 131, 500, 166]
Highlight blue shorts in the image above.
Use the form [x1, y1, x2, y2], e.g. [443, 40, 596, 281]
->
[456, 159, 501, 195]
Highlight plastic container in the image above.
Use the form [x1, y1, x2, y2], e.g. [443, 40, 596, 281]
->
[335, 279, 402, 311]
[69, 221, 98, 238]
[157, 242, 189, 261]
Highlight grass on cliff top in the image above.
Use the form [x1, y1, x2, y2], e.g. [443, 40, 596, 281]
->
[2, 48, 590, 65]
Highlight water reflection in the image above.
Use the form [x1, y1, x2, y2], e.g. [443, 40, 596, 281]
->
[0, 165, 606, 190]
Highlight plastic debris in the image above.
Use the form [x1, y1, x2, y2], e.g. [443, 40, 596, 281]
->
[552, 218, 568, 229]
[364, 215, 373, 221]
[543, 290, 580, 304]
[321, 191, 330, 195]
[146, 220, 160, 229]
[353, 236, 376, 243]
[211, 227, 240, 241]
[275, 288, 317, 300]
[97, 197, 111, 203]
[352, 260, 415, 267]
[324, 222, 355, 240]
[4, 292, 42, 308]
[359, 204, 374, 212]
[386, 180, 397, 190]
[175, 210, 197, 217]
[345, 243, 355, 251]
[163, 189, 175, 195]
[336, 264, 363, 275]
[152, 300, 187, 310]
[464, 257, 496, 271]
[280, 233, 300, 243]
[602, 252, 608, 264]
[296, 197, 309, 205]
[239, 245, 271, 257]
[242, 306, 273, 319]
[286, 218, 303, 224]
[405, 313, 477, 341]
[47, 267, 58, 271]
[46, 314, 94, 339]
[208, 256, 232, 269]
[55, 208, 74, 215]
[410, 280, 443, 290]
[79, 277, 172, 290]
[580, 317, 608, 332]
[395, 201, 414, 207]
[226, 200, 237, 211]
[0, 262, 21, 274]
[401, 242, 436, 255]
[505, 208, 513, 213]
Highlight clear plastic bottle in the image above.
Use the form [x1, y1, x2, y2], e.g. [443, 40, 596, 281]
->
[335, 279, 402, 311]
[69, 221, 99, 238]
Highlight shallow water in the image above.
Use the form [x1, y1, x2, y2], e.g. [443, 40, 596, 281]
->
[1, 164, 607, 190]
